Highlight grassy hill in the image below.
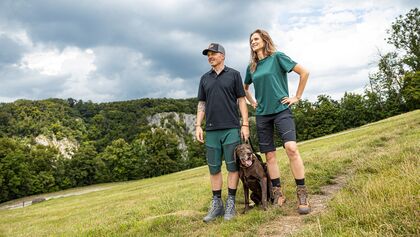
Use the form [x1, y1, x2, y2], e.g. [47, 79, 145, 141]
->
[0, 110, 419, 236]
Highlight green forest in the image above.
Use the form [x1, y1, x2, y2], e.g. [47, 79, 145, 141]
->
[0, 8, 418, 203]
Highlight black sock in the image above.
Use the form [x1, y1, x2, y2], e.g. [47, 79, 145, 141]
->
[212, 190, 222, 198]
[228, 188, 237, 197]
[295, 178, 305, 186]
[271, 178, 281, 187]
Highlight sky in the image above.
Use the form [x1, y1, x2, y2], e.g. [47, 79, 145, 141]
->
[0, 0, 418, 103]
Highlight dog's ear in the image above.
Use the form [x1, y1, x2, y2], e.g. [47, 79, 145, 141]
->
[246, 144, 253, 153]
[234, 145, 241, 167]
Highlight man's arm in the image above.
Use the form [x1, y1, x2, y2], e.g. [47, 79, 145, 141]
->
[238, 97, 249, 141]
[195, 101, 205, 143]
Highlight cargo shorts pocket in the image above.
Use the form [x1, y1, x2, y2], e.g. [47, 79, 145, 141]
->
[223, 142, 240, 172]
[206, 146, 222, 174]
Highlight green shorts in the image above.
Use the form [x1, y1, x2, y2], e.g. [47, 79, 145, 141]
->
[205, 128, 241, 175]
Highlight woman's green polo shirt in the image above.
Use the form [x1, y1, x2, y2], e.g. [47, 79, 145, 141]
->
[244, 51, 297, 115]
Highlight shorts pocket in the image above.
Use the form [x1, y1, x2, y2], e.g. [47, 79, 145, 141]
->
[206, 146, 222, 167]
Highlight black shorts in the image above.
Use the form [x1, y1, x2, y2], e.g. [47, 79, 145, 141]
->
[256, 108, 296, 153]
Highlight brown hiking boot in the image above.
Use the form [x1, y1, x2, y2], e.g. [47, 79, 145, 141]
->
[296, 185, 311, 214]
[272, 186, 286, 206]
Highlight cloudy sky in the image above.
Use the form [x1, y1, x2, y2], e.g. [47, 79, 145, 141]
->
[0, 0, 418, 103]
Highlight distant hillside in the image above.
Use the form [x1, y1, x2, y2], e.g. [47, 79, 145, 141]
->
[0, 96, 416, 203]
[0, 98, 198, 150]
[0, 98, 206, 203]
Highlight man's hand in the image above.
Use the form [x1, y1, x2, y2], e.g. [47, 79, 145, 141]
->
[251, 102, 258, 109]
[241, 126, 250, 142]
[195, 126, 204, 143]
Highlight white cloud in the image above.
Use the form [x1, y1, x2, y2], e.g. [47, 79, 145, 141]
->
[89, 46, 194, 101]
[16, 46, 116, 101]
[267, 4, 407, 101]
[20, 47, 96, 76]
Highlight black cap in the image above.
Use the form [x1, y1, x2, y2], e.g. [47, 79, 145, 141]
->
[202, 43, 225, 55]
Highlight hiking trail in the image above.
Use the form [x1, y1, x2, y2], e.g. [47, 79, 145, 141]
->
[258, 175, 347, 237]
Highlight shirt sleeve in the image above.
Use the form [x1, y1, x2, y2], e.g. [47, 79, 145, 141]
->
[276, 52, 297, 73]
[244, 65, 253, 85]
[235, 71, 246, 98]
[197, 77, 206, 101]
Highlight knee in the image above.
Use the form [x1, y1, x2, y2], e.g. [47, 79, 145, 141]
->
[228, 171, 239, 178]
[284, 142, 299, 158]
[265, 151, 277, 164]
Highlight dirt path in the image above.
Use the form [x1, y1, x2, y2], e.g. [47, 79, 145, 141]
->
[258, 175, 347, 237]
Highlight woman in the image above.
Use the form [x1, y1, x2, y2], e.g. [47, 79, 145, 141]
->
[244, 29, 310, 214]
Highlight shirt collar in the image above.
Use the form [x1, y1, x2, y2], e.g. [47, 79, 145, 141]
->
[208, 66, 230, 75]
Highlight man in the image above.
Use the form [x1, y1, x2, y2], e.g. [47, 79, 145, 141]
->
[196, 43, 249, 222]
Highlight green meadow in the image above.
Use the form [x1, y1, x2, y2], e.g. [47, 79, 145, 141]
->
[1, 110, 419, 237]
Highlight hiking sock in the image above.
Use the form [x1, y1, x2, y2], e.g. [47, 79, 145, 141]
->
[271, 178, 281, 187]
[295, 178, 305, 186]
[228, 188, 237, 197]
[212, 190, 222, 198]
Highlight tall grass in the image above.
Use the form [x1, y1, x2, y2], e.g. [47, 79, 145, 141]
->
[0, 110, 419, 237]
[294, 110, 420, 237]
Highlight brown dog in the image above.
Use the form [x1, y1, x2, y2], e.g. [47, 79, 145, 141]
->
[234, 143, 272, 212]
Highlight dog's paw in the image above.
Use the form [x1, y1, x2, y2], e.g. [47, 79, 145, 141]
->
[242, 206, 253, 214]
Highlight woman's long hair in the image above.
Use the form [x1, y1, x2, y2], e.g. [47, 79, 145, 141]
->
[249, 29, 277, 73]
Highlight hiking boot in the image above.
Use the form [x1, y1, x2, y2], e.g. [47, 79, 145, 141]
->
[224, 195, 236, 221]
[296, 185, 311, 215]
[272, 186, 286, 206]
[203, 197, 224, 222]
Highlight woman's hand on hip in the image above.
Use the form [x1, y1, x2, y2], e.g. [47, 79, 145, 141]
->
[281, 96, 300, 106]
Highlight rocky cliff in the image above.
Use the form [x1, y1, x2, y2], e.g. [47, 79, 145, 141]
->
[35, 135, 79, 159]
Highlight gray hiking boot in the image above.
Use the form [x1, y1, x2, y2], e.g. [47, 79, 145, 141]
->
[224, 195, 236, 221]
[203, 197, 224, 222]
[296, 185, 311, 214]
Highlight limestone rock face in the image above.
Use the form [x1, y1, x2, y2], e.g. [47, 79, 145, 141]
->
[147, 112, 196, 136]
[147, 112, 197, 159]
[35, 135, 79, 159]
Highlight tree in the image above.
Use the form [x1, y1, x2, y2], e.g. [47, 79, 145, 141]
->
[185, 135, 206, 168]
[66, 143, 103, 186]
[137, 128, 182, 177]
[368, 52, 405, 116]
[0, 138, 37, 202]
[293, 99, 316, 141]
[100, 139, 135, 181]
[386, 8, 420, 72]
[367, 7, 419, 115]
[339, 93, 369, 129]
[311, 95, 342, 137]
[400, 71, 420, 110]
[363, 90, 385, 122]
[28, 144, 61, 193]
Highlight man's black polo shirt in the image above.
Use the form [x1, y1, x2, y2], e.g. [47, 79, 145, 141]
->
[198, 66, 246, 131]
